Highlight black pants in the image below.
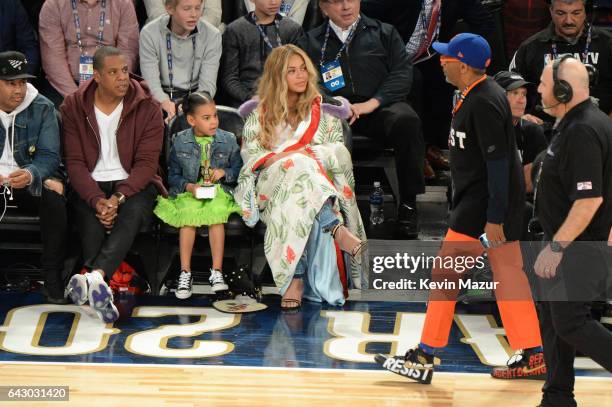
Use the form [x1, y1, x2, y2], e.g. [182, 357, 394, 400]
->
[412, 56, 455, 149]
[351, 101, 426, 202]
[11, 186, 67, 281]
[536, 243, 612, 407]
[70, 182, 157, 276]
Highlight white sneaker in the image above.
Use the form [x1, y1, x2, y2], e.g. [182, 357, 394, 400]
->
[87, 272, 119, 323]
[176, 271, 193, 299]
[67, 274, 89, 305]
[209, 268, 228, 292]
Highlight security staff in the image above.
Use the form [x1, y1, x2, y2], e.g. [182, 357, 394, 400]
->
[510, 0, 612, 119]
[534, 55, 612, 407]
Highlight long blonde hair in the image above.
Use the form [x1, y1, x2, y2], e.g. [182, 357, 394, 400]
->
[256, 44, 320, 150]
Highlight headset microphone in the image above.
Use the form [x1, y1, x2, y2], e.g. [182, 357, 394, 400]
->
[538, 102, 563, 111]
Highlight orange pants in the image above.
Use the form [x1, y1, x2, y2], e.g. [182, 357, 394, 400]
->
[421, 229, 542, 350]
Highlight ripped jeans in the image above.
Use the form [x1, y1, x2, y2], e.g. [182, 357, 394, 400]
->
[283, 199, 345, 305]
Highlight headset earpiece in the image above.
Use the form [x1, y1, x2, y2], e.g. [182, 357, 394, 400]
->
[552, 54, 575, 104]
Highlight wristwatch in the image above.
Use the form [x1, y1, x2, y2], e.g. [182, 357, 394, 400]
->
[112, 192, 126, 205]
[550, 241, 564, 253]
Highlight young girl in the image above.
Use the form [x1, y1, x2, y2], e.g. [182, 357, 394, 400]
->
[154, 92, 243, 299]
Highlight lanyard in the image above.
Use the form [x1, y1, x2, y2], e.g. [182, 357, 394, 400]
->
[252, 12, 282, 50]
[319, 17, 361, 67]
[551, 24, 592, 63]
[452, 75, 487, 117]
[166, 33, 197, 100]
[71, 0, 106, 52]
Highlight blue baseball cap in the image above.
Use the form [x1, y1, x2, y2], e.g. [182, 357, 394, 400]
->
[433, 33, 492, 70]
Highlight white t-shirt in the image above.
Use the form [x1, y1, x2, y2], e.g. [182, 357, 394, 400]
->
[91, 102, 129, 182]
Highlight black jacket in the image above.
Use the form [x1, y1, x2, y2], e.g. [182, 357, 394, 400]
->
[297, 14, 412, 107]
[221, 14, 303, 107]
[510, 24, 612, 115]
[361, 0, 494, 43]
[0, 0, 39, 75]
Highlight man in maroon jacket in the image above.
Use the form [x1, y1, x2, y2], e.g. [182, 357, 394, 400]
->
[60, 46, 164, 323]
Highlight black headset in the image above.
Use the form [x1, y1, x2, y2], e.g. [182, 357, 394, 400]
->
[552, 54, 575, 103]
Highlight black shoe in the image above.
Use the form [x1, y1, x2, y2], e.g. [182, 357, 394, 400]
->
[491, 348, 547, 380]
[398, 203, 419, 239]
[44, 275, 68, 304]
[375, 347, 439, 384]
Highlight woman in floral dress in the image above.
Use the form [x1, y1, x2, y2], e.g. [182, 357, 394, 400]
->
[235, 45, 367, 311]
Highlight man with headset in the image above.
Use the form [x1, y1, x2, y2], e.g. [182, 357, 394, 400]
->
[510, 0, 612, 120]
[534, 54, 612, 407]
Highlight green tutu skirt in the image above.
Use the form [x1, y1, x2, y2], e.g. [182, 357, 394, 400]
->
[154, 185, 242, 227]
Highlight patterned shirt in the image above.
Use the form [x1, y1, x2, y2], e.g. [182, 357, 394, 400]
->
[405, 0, 441, 62]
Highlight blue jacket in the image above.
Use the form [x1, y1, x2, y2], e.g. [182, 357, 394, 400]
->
[0, 0, 40, 75]
[167, 128, 243, 197]
[0, 88, 61, 197]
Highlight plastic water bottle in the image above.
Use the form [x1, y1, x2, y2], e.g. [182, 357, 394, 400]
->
[369, 182, 385, 226]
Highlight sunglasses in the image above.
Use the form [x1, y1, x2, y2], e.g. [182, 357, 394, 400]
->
[440, 56, 460, 63]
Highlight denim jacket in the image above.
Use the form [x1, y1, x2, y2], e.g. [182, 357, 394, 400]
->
[167, 128, 243, 197]
[0, 94, 60, 197]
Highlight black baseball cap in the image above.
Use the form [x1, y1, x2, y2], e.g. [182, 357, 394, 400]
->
[0, 51, 36, 81]
[493, 71, 530, 91]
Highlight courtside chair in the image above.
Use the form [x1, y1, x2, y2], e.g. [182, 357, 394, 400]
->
[344, 121, 401, 211]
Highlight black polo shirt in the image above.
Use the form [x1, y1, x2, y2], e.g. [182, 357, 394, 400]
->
[510, 24, 612, 115]
[515, 119, 548, 165]
[449, 77, 525, 240]
[536, 99, 612, 241]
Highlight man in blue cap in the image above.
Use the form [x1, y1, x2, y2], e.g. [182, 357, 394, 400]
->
[375, 33, 546, 383]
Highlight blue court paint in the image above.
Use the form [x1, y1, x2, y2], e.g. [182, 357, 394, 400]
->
[0, 292, 608, 378]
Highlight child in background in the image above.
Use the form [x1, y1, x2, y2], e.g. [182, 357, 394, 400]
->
[221, 0, 303, 107]
[155, 92, 242, 299]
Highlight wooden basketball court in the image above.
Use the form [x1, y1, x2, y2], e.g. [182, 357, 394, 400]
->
[1, 362, 611, 406]
[0, 291, 610, 406]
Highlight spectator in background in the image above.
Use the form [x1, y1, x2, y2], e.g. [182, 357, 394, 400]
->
[143, 0, 223, 28]
[494, 70, 548, 240]
[243, 0, 311, 26]
[510, 0, 612, 120]
[0, 51, 67, 304]
[61, 47, 164, 323]
[0, 0, 39, 75]
[298, 0, 425, 239]
[221, 0, 303, 107]
[493, 71, 548, 195]
[361, 0, 494, 178]
[39, 0, 140, 106]
[139, 0, 222, 122]
[20, 0, 46, 32]
[502, 0, 551, 62]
